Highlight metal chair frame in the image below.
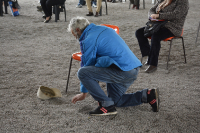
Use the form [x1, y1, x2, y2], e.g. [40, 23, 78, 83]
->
[54, 1, 66, 22]
[164, 36, 186, 69]
[195, 21, 200, 45]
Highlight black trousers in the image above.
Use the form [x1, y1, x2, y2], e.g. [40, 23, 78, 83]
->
[135, 27, 174, 66]
[40, 0, 60, 17]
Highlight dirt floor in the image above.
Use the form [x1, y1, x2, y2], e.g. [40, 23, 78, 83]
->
[0, 0, 200, 132]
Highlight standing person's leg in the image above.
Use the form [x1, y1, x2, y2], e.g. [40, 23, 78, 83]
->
[76, 0, 83, 8]
[86, 0, 93, 16]
[135, 0, 140, 9]
[95, 0, 102, 17]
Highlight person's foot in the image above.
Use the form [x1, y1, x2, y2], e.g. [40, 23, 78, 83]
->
[86, 12, 94, 16]
[76, 4, 82, 8]
[37, 5, 43, 12]
[112, 0, 116, 3]
[44, 16, 51, 23]
[92, 3, 97, 8]
[135, 5, 140, 10]
[147, 88, 159, 112]
[94, 12, 99, 17]
[132, 4, 136, 9]
[145, 65, 157, 73]
[89, 102, 117, 116]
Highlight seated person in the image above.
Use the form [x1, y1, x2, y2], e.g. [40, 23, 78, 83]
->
[40, 0, 65, 23]
[135, 0, 189, 73]
[86, 0, 101, 17]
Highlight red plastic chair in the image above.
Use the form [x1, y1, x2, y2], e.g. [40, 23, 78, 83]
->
[66, 24, 119, 92]
[147, 29, 186, 69]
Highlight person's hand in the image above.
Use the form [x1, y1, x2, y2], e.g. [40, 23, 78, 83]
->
[72, 93, 87, 104]
[150, 14, 159, 19]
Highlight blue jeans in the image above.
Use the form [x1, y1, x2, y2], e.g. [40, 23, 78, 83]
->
[78, 65, 148, 107]
[78, 0, 85, 5]
[135, 27, 174, 66]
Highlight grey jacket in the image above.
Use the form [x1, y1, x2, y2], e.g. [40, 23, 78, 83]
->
[149, 0, 189, 36]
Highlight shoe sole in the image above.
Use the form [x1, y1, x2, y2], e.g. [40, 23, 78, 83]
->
[145, 67, 157, 73]
[90, 111, 117, 116]
[154, 88, 159, 112]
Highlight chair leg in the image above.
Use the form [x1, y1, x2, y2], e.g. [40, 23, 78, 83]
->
[105, 0, 107, 15]
[4, 0, 7, 14]
[143, 0, 145, 9]
[0, 0, 3, 16]
[66, 57, 73, 92]
[129, 1, 131, 9]
[195, 21, 200, 45]
[167, 40, 173, 69]
[55, 5, 60, 22]
[181, 37, 187, 63]
[64, 6, 66, 22]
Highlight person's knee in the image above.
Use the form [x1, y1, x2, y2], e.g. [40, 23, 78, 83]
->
[135, 28, 144, 38]
[77, 67, 87, 80]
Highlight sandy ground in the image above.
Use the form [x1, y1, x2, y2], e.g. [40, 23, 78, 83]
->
[0, 0, 200, 132]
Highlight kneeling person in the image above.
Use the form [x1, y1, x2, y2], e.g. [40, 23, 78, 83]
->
[68, 16, 159, 116]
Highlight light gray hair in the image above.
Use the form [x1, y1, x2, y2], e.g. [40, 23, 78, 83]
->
[68, 16, 90, 33]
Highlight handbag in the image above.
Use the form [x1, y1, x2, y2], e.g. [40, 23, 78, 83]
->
[144, 19, 168, 37]
[11, 0, 21, 9]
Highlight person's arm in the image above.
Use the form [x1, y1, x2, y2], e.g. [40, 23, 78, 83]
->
[72, 93, 88, 104]
[148, 2, 160, 18]
[158, 0, 189, 20]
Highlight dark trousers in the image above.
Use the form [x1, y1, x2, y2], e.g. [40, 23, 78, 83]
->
[40, 0, 60, 17]
[135, 27, 174, 66]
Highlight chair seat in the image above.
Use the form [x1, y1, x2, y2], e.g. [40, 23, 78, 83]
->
[72, 52, 82, 61]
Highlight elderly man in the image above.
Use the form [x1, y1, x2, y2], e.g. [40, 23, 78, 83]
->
[85, 0, 101, 17]
[68, 16, 159, 116]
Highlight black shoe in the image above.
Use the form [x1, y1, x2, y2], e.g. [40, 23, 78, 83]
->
[37, 5, 43, 12]
[44, 16, 51, 23]
[86, 12, 94, 16]
[145, 65, 157, 73]
[112, 0, 116, 3]
[89, 102, 117, 116]
[94, 12, 99, 17]
[147, 88, 159, 112]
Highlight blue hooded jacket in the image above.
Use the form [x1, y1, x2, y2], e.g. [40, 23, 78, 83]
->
[79, 23, 142, 93]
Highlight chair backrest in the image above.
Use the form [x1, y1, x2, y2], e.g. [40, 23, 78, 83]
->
[100, 24, 119, 34]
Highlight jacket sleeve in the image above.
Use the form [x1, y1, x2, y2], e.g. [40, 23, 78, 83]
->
[80, 82, 88, 93]
[159, 0, 189, 21]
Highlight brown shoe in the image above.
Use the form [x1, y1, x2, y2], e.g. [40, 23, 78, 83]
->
[86, 12, 93, 16]
[145, 65, 157, 73]
[94, 12, 99, 17]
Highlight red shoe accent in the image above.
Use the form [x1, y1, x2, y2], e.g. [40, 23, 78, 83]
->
[150, 99, 156, 105]
[100, 107, 108, 113]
